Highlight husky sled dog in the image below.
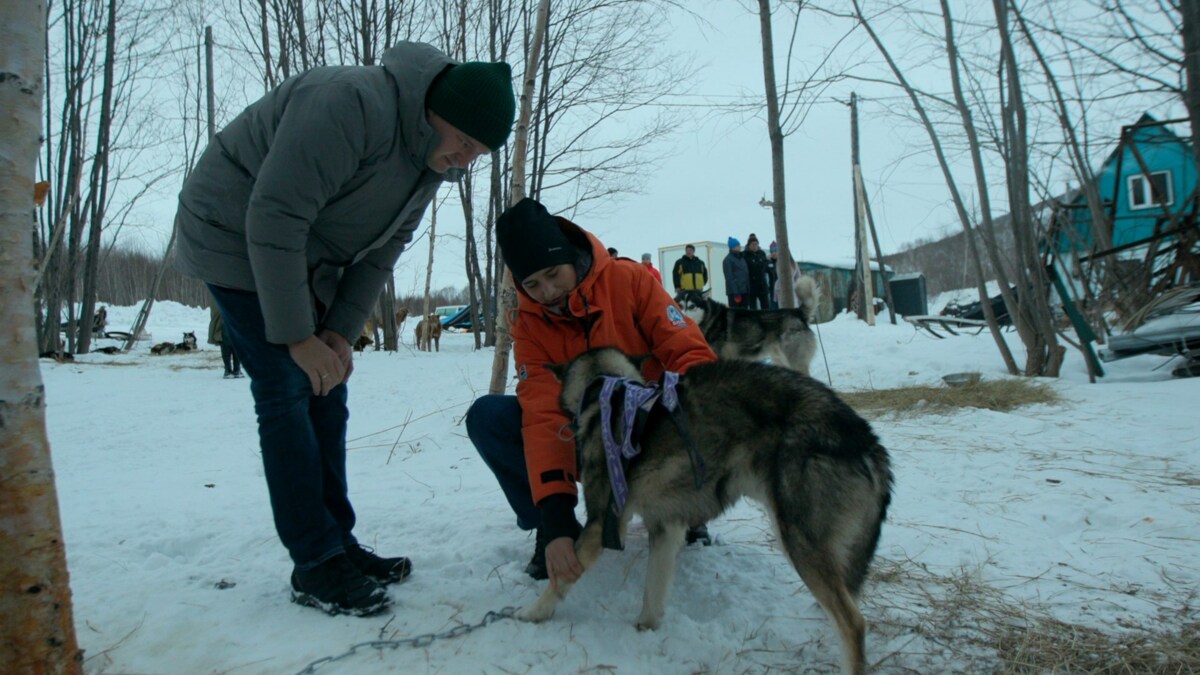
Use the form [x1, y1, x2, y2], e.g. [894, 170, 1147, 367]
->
[414, 314, 442, 352]
[519, 348, 892, 675]
[150, 331, 198, 355]
[678, 276, 819, 375]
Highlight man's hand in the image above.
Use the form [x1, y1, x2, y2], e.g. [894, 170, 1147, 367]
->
[317, 328, 353, 384]
[545, 536, 583, 590]
[287, 335, 346, 396]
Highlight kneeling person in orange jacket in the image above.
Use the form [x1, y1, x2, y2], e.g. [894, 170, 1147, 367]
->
[466, 198, 717, 587]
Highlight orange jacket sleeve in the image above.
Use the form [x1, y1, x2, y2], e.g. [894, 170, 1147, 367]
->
[512, 321, 579, 507]
[630, 265, 717, 376]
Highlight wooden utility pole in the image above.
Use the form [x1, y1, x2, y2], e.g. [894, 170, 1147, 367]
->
[853, 166, 876, 326]
[850, 93, 874, 325]
[127, 28, 217, 352]
[488, 0, 552, 394]
[862, 186, 897, 324]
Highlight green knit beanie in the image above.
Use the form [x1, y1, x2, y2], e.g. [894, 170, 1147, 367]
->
[427, 61, 516, 151]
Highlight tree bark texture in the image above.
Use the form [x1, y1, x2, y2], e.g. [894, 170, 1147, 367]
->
[0, 1, 84, 670]
[757, 0, 797, 309]
[489, 0, 551, 395]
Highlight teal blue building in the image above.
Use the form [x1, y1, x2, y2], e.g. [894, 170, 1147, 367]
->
[1060, 114, 1196, 253]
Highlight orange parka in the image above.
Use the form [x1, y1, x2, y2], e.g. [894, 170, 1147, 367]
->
[511, 217, 717, 509]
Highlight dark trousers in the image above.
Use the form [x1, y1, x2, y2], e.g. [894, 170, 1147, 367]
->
[727, 294, 749, 309]
[220, 343, 241, 375]
[747, 289, 770, 310]
[208, 284, 356, 568]
[465, 394, 540, 531]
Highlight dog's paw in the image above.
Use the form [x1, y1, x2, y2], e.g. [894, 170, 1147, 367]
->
[634, 615, 662, 632]
[515, 602, 555, 623]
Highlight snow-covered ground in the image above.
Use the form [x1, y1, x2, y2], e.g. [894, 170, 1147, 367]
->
[42, 300, 1198, 673]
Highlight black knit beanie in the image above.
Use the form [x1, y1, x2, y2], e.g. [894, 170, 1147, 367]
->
[427, 61, 516, 151]
[496, 198, 575, 283]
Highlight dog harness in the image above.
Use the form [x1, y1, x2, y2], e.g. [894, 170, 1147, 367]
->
[591, 372, 704, 550]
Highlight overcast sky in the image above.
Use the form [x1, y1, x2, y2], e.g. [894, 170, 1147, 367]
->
[107, 1, 1184, 295]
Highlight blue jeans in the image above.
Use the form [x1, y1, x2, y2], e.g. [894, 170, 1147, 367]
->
[465, 395, 540, 531]
[208, 284, 356, 568]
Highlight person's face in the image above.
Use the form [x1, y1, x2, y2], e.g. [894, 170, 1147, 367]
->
[685, 247, 695, 258]
[520, 263, 578, 307]
[748, 240, 760, 252]
[426, 111, 491, 173]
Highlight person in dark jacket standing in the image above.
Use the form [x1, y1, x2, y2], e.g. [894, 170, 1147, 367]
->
[672, 244, 708, 303]
[766, 241, 780, 309]
[174, 41, 516, 617]
[208, 302, 242, 378]
[722, 237, 751, 308]
[743, 233, 771, 310]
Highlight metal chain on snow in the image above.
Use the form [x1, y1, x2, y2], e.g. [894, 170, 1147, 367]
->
[294, 606, 518, 674]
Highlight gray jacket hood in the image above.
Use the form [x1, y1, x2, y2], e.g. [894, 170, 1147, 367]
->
[381, 41, 464, 183]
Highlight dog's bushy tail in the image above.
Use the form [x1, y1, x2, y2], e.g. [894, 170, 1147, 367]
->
[794, 275, 819, 324]
[845, 442, 893, 595]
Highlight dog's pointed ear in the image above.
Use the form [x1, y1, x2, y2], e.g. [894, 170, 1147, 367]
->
[543, 362, 568, 382]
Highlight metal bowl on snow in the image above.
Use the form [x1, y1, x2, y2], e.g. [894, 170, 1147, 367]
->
[942, 372, 981, 387]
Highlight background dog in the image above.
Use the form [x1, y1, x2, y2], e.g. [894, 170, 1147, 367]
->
[414, 314, 442, 352]
[679, 276, 819, 375]
[519, 348, 892, 675]
[150, 331, 197, 355]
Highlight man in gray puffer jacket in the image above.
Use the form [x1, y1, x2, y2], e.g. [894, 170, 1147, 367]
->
[175, 41, 515, 617]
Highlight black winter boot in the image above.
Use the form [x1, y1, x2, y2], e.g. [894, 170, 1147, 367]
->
[524, 529, 550, 580]
[685, 524, 712, 546]
[290, 554, 390, 616]
[344, 542, 413, 585]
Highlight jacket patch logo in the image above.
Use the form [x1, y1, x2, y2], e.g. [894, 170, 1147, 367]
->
[667, 305, 687, 329]
[518, 364, 529, 380]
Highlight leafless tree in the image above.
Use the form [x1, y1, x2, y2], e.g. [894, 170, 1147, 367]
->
[0, 1, 83, 669]
[753, 0, 858, 310]
[37, 0, 170, 354]
[524, 0, 692, 213]
[851, 0, 1023, 373]
[490, 0, 551, 395]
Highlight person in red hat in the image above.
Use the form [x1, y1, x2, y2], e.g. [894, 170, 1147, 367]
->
[640, 252, 664, 285]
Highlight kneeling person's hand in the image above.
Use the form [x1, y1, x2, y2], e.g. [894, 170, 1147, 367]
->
[545, 537, 583, 589]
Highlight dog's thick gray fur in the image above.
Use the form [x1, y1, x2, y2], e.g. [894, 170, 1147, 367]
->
[517, 347, 892, 675]
[679, 276, 819, 375]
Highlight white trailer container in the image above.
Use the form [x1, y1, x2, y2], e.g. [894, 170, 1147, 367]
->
[656, 240, 730, 301]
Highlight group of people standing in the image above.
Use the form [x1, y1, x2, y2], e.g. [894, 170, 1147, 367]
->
[723, 233, 780, 309]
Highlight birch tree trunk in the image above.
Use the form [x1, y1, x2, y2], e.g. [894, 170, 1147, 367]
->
[0, 1, 83, 670]
[488, 0, 551, 395]
[423, 196, 437, 318]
